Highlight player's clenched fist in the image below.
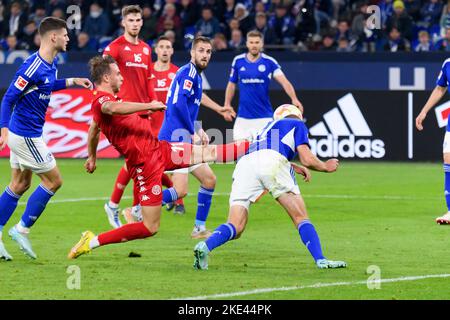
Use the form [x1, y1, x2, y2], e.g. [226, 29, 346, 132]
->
[325, 159, 339, 172]
[415, 112, 426, 131]
[148, 100, 166, 112]
[84, 157, 97, 174]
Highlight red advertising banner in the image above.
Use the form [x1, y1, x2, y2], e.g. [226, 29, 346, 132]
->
[0, 89, 120, 158]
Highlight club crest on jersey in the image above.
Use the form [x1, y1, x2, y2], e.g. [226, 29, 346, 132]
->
[143, 47, 149, 55]
[14, 76, 28, 91]
[152, 185, 162, 195]
[168, 72, 175, 80]
[258, 65, 266, 72]
[183, 79, 193, 91]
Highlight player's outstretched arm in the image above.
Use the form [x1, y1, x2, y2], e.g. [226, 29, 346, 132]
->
[297, 145, 339, 173]
[85, 120, 100, 174]
[274, 74, 303, 113]
[101, 100, 166, 115]
[416, 85, 447, 131]
[201, 92, 236, 122]
[224, 81, 236, 110]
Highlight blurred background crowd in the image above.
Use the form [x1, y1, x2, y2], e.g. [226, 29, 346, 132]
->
[0, 0, 449, 53]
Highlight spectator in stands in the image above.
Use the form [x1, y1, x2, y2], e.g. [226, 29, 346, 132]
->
[5, 34, 19, 51]
[179, 0, 199, 28]
[414, 30, 434, 51]
[212, 32, 229, 51]
[83, 3, 110, 39]
[435, 27, 450, 50]
[46, 0, 66, 16]
[254, 1, 266, 15]
[140, 5, 158, 42]
[3, 1, 27, 39]
[269, 4, 296, 45]
[234, 3, 254, 35]
[159, 19, 184, 49]
[21, 20, 38, 50]
[386, 0, 414, 40]
[195, 6, 221, 38]
[335, 19, 352, 41]
[225, 17, 240, 40]
[336, 37, 352, 52]
[29, 5, 46, 27]
[419, 0, 443, 28]
[440, 0, 450, 31]
[157, 3, 182, 35]
[404, 0, 422, 20]
[382, 26, 410, 51]
[228, 28, 244, 50]
[314, 0, 333, 35]
[319, 33, 337, 50]
[51, 8, 65, 20]
[74, 32, 97, 52]
[164, 29, 184, 50]
[254, 12, 278, 45]
[379, 0, 394, 27]
[106, 0, 123, 35]
[219, 0, 236, 24]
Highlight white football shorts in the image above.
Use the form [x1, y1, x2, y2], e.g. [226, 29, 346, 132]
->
[229, 149, 300, 210]
[233, 117, 273, 142]
[165, 163, 204, 174]
[8, 131, 56, 173]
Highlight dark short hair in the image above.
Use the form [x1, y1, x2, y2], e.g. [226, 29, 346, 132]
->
[156, 35, 172, 45]
[89, 55, 117, 84]
[192, 36, 212, 49]
[122, 5, 143, 18]
[38, 17, 67, 36]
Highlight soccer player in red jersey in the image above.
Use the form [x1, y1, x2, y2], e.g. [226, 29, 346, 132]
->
[101, 5, 158, 229]
[67, 56, 249, 259]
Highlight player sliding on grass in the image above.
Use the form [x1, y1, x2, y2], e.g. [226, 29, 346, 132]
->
[0, 17, 92, 261]
[68, 55, 248, 259]
[416, 58, 450, 225]
[193, 104, 347, 270]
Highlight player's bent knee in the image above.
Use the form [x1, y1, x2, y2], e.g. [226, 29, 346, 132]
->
[10, 181, 31, 195]
[201, 174, 216, 189]
[444, 152, 450, 163]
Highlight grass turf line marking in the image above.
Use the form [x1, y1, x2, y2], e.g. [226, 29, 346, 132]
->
[172, 273, 450, 300]
[17, 193, 440, 206]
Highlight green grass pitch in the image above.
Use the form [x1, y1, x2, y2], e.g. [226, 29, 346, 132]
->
[0, 158, 449, 300]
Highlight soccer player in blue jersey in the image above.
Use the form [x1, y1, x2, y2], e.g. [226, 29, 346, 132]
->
[193, 104, 347, 270]
[0, 17, 92, 260]
[416, 58, 450, 225]
[158, 36, 235, 239]
[224, 30, 303, 141]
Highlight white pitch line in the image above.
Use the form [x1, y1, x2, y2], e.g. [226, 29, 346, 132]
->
[173, 273, 450, 300]
[16, 193, 440, 206]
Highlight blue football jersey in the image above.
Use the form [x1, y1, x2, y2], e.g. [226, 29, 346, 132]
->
[247, 118, 310, 161]
[229, 53, 283, 119]
[0, 52, 66, 138]
[158, 62, 203, 143]
[437, 58, 450, 88]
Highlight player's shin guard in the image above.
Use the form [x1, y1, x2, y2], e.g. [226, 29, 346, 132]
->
[298, 220, 325, 262]
[20, 184, 54, 228]
[205, 223, 236, 251]
[195, 187, 214, 226]
[162, 187, 178, 205]
[444, 164, 450, 211]
[110, 166, 131, 205]
[0, 187, 21, 232]
[97, 222, 153, 246]
[215, 141, 250, 163]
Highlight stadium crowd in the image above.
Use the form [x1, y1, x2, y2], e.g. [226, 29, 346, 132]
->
[0, 0, 449, 52]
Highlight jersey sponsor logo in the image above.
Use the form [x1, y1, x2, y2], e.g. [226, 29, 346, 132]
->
[152, 185, 161, 195]
[241, 78, 265, 84]
[183, 79, 193, 91]
[194, 98, 200, 106]
[435, 100, 450, 128]
[308, 93, 385, 159]
[98, 95, 111, 105]
[14, 76, 28, 91]
[134, 53, 142, 63]
[258, 65, 266, 72]
[125, 61, 148, 69]
[143, 47, 150, 55]
[39, 93, 51, 100]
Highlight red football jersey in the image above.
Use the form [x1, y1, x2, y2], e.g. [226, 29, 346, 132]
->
[149, 63, 179, 135]
[91, 90, 159, 165]
[103, 36, 156, 104]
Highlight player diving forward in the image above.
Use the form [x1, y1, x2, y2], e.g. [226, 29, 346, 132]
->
[68, 55, 248, 259]
[416, 58, 450, 224]
[0, 17, 92, 260]
[193, 104, 347, 270]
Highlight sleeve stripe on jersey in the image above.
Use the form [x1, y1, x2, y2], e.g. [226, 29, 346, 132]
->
[25, 57, 42, 78]
[189, 64, 196, 78]
[442, 58, 450, 68]
[261, 53, 281, 67]
[231, 53, 245, 67]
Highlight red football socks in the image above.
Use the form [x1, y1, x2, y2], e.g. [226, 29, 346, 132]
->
[98, 222, 153, 246]
[110, 166, 131, 204]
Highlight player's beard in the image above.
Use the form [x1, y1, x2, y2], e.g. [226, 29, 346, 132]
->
[195, 58, 209, 71]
